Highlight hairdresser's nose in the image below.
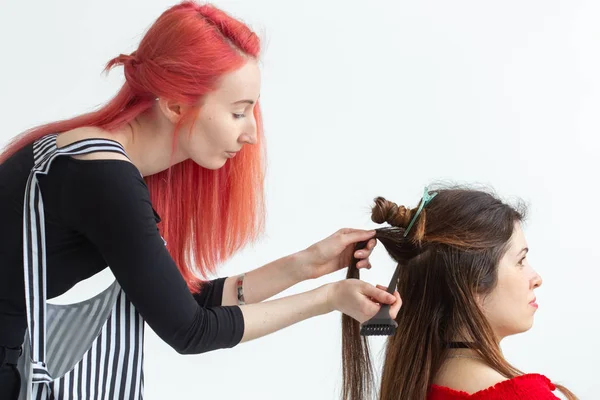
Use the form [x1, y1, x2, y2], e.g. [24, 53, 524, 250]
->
[238, 116, 257, 145]
[239, 133, 256, 145]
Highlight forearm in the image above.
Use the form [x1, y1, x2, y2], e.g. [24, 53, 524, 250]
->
[238, 284, 332, 343]
[221, 252, 307, 306]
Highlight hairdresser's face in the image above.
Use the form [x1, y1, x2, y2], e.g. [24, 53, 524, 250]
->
[180, 59, 261, 169]
[479, 222, 542, 340]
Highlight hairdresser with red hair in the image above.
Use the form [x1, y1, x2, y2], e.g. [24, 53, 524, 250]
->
[0, 2, 400, 399]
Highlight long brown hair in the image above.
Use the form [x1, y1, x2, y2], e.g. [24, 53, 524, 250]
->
[341, 186, 577, 400]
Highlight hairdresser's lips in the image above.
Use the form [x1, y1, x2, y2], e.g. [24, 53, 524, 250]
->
[529, 298, 538, 309]
[225, 151, 238, 158]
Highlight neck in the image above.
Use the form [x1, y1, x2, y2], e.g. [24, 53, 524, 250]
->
[120, 103, 188, 177]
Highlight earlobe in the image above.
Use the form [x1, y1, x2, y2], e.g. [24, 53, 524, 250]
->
[475, 293, 485, 309]
[157, 97, 184, 124]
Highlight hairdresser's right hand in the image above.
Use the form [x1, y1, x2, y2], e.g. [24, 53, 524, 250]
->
[325, 279, 402, 323]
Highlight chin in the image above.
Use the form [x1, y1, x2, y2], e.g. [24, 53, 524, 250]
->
[193, 157, 227, 170]
[514, 320, 535, 336]
[496, 322, 534, 339]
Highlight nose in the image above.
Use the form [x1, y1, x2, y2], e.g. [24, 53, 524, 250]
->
[238, 117, 257, 145]
[531, 271, 542, 289]
[239, 132, 257, 145]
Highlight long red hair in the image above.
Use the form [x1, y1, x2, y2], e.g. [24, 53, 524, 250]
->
[0, 1, 266, 292]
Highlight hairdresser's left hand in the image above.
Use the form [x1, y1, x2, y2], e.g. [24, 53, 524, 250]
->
[297, 228, 377, 280]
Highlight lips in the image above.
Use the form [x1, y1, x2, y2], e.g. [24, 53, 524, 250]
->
[529, 297, 538, 308]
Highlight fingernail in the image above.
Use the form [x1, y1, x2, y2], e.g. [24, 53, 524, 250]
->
[356, 251, 363, 257]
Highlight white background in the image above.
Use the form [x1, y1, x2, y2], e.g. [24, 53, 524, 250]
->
[1, 0, 598, 399]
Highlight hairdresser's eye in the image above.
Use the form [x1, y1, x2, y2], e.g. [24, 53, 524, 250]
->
[517, 257, 526, 267]
[232, 113, 245, 119]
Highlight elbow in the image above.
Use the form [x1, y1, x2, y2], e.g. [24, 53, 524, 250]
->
[167, 327, 213, 355]
[172, 342, 202, 355]
[166, 307, 238, 355]
[169, 336, 223, 356]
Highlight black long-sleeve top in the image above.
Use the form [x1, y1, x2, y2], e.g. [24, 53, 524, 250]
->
[0, 142, 245, 353]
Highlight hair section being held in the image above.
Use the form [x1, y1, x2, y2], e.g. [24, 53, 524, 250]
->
[342, 195, 422, 400]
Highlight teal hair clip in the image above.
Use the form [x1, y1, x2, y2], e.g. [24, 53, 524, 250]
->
[403, 187, 438, 237]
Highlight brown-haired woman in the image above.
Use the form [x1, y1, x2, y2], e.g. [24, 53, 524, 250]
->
[342, 186, 577, 400]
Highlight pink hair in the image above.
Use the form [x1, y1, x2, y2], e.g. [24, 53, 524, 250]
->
[0, 1, 266, 292]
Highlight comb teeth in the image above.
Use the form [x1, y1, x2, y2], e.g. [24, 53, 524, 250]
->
[359, 304, 398, 337]
[360, 324, 397, 336]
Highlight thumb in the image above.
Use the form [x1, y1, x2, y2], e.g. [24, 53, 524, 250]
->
[363, 283, 395, 305]
[340, 229, 376, 246]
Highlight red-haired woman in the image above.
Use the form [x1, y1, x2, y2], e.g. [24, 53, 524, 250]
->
[0, 2, 401, 399]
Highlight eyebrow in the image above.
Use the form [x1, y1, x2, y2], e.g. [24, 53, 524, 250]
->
[517, 247, 529, 256]
[232, 99, 255, 105]
[232, 94, 260, 105]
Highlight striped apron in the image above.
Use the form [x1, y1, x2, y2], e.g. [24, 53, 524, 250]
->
[17, 134, 145, 399]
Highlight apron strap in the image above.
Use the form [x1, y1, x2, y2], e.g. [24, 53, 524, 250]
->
[23, 134, 130, 382]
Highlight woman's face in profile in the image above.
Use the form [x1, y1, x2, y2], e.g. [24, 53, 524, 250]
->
[478, 222, 543, 340]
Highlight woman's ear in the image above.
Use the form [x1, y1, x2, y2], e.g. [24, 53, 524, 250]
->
[475, 292, 486, 310]
[157, 97, 185, 124]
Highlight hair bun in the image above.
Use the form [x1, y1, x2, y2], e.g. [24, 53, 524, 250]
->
[117, 52, 139, 66]
[105, 52, 140, 74]
[371, 197, 412, 228]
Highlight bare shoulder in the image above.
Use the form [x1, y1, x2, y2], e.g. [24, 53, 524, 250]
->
[433, 358, 508, 394]
[56, 127, 130, 162]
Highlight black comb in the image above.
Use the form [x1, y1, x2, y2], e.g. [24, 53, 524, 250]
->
[359, 261, 401, 336]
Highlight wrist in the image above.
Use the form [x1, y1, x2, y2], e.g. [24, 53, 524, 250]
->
[317, 282, 336, 315]
[287, 250, 314, 282]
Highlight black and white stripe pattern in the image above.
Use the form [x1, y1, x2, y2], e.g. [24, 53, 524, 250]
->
[20, 135, 145, 399]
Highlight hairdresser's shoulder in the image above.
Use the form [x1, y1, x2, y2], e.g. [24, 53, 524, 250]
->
[433, 359, 508, 394]
[52, 128, 146, 198]
[56, 127, 131, 162]
[54, 127, 140, 178]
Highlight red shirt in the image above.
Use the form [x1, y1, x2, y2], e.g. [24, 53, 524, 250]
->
[428, 374, 560, 399]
